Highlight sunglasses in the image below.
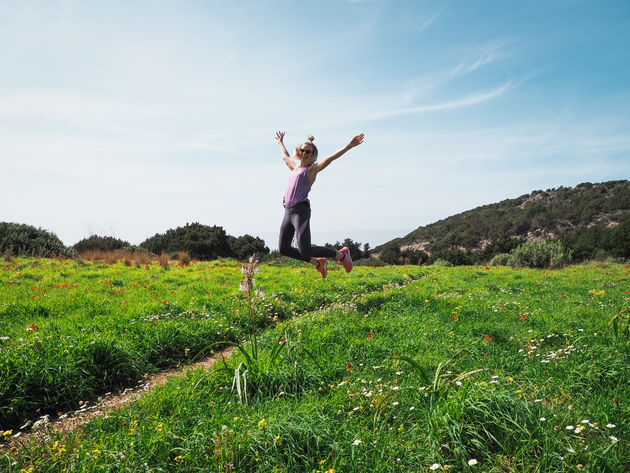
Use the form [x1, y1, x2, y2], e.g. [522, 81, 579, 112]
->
[300, 148, 312, 154]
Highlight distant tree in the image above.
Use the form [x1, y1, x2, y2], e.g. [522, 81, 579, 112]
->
[402, 249, 429, 265]
[433, 248, 472, 266]
[610, 220, 630, 258]
[73, 235, 130, 253]
[362, 243, 371, 259]
[379, 243, 402, 265]
[140, 223, 233, 260]
[0, 222, 67, 257]
[229, 234, 270, 261]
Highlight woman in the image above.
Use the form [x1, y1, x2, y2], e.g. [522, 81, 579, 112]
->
[275, 131, 364, 278]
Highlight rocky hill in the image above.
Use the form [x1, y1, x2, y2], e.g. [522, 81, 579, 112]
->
[375, 180, 630, 257]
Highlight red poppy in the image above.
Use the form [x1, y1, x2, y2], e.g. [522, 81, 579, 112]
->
[451, 316, 457, 320]
[520, 314, 527, 320]
[27, 323, 40, 333]
[347, 363, 352, 370]
[484, 334, 492, 343]
[367, 333, 374, 339]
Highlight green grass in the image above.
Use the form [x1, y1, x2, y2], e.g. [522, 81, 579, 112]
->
[1, 261, 628, 472]
[0, 257, 421, 430]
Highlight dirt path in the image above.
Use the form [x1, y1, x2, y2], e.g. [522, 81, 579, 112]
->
[3, 346, 234, 450]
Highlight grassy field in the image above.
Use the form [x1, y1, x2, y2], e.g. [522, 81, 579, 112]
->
[1, 258, 628, 472]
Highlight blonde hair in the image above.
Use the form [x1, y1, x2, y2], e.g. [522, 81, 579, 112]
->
[295, 135, 318, 166]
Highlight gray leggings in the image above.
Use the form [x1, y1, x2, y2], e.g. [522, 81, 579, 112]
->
[278, 201, 337, 262]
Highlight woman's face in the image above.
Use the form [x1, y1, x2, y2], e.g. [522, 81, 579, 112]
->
[298, 144, 315, 159]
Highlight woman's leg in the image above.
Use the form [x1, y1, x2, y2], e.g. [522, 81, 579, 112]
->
[293, 204, 337, 260]
[278, 209, 311, 262]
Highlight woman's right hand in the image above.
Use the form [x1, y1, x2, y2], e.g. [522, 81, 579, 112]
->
[275, 131, 285, 143]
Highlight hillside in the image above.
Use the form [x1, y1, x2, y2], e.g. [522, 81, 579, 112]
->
[376, 180, 630, 256]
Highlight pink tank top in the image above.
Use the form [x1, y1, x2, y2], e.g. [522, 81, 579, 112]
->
[283, 167, 312, 207]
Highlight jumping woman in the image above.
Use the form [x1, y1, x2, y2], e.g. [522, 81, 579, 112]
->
[275, 131, 365, 278]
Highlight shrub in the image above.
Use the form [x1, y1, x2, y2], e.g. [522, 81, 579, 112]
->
[433, 248, 472, 266]
[0, 222, 67, 257]
[178, 251, 192, 266]
[159, 251, 170, 268]
[140, 223, 268, 261]
[73, 235, 130, 253]
[354, 256, 387, 267]
[229, 234, 270, 261]
[379, 243, 402, 265]
[489, 253, 511, 266]
[508, 239, 572, 268]
[433, 259, 454, 267]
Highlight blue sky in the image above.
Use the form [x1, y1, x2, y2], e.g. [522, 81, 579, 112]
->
[1, 0, 629, 250]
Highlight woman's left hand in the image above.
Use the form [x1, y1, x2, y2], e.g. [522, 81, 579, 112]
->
[348, 133, 365, 148]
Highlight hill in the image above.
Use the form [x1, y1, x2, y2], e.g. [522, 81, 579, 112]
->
[374, 180, 630, 262]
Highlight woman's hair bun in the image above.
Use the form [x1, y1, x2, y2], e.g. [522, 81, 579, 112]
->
[306, 135, 315, 142]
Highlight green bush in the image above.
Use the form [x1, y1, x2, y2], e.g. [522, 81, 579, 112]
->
[0, 222, 68, 257]
[229, 234, 270, 261]
[140, 222, 268, 261]
[433, 248, 472, 266]
[73, 235, 131, 253]
[489, 253, 511, 266]
[508, 239, 572, 268]
[433, 258, 454, 267]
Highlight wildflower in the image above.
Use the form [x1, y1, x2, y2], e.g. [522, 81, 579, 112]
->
[540, 417, 546, 421]
[258, 418, 267, 429]
[352, 439, 362, 446]
[566, 425, 574, 430]
[609, 435, 618, 442]
[484, 334, 492, 343]
[430, 464, 440, 470]
[606, 423, 616, 428]
[520, 314, 527, 320]
[347, 363, 352, 370]
[367, 332, 374, 339]
[577, 465, 583, 470]
[468, 459, 478, 465]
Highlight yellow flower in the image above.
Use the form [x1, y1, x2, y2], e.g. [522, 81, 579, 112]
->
[2, 430, 12, 438]
[258, 418, 267, 429]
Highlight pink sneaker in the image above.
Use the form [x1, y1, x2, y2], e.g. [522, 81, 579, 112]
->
[316, 258, 328, 278]
[338, 247, 353, 273]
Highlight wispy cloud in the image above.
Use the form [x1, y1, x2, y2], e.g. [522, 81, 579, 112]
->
[365, 80, 513, 122]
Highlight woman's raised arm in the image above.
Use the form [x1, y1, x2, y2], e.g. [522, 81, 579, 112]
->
[275, 131, 296, 170]
[312, 133, 364, 174]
